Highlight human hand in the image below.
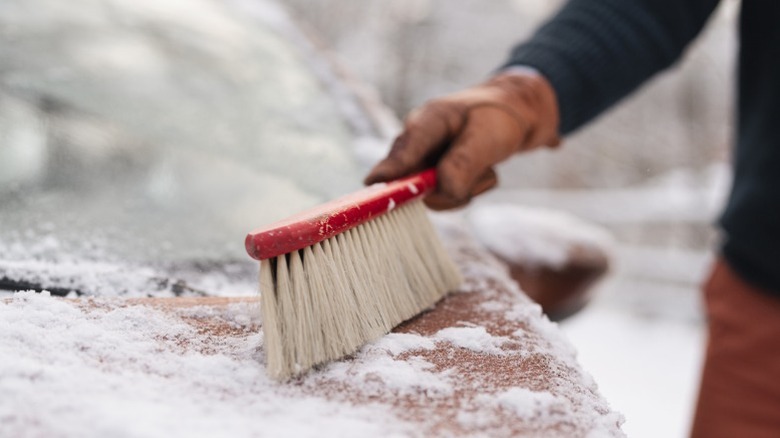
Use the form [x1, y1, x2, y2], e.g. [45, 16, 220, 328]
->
[365, 71, 561, 210]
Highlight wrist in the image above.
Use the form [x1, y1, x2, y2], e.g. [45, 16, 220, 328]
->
[483, 69, 562, 150]
[495, 65, 543, 79]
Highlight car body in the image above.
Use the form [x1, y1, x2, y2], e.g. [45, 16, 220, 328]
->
[0, 0, 622, 436]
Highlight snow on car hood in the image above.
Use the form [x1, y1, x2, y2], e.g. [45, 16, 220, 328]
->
[0, 217, 624, 437]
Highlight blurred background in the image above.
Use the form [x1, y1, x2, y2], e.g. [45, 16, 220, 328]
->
[283, 1, 737, 436]
[0, 0, 738, 436]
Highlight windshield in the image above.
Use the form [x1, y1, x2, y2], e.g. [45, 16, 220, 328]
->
[0, 0, 371, 296]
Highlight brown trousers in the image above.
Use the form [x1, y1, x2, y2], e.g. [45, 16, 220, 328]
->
[690, 259, 780, 437]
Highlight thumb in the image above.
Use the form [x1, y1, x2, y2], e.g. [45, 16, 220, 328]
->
[364, 100, 467, 185]
[424, 168, 498, 210]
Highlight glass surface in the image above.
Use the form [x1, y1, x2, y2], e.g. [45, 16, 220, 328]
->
[0, 0, 367, 296]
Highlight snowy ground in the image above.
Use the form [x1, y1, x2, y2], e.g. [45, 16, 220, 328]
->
[560, 284, 706, 438]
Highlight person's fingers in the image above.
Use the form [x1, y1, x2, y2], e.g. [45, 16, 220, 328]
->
[435, 107, 523, 203]
[469, 167, 499, 197]
[424, 193, 469, 211]
[424, 167, 498, 210]
[364, 100, 466, 185]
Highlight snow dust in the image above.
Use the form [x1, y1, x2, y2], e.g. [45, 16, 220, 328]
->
[434, 326, 511, 355]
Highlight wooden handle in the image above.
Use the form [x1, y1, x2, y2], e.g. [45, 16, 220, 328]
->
[245, 169, 436, 260]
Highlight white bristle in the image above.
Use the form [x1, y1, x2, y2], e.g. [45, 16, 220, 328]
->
[259, 199, 462, 380]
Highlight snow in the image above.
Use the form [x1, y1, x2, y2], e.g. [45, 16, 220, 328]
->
[0, 238, 258, 298]
[370, 332, 436, 355]
[479, 164, 730, 225]
[483, 387, 566, 420]
[0, 0, 378, 297]
[0, 292, 406, 438]
[468, 204, 614, 269]
[507, 304, 578, 360]
[0, 219, 624, 437]
[324, 355, 454, 397]
[561, 304, 705, 438]
[467, 165, 722, 437]
[322, 333, 451, 398]
[434, 326, 511, 355]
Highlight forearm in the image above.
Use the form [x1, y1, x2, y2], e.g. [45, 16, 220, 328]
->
[504, 0, 721, 133]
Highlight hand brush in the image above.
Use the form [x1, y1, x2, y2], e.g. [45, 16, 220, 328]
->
[245, 169, 462, 380]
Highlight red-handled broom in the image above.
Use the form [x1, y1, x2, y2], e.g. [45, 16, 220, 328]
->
[245, 169, 462, 380]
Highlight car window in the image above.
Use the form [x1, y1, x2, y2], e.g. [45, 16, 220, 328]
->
[0, 0, 369, 296]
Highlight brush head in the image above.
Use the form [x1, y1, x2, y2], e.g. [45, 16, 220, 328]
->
[245, 169, 437, 260]
[246, 170, 462, 380]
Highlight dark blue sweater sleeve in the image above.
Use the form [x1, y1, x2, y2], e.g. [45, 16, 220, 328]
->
[504, 0, 721, 133]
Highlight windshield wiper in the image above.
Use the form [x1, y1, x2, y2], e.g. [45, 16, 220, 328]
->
[0, 275, 208, 297]
[0, 276, 81, 297]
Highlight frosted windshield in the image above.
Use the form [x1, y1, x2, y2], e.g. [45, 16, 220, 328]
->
[0, 0, 364, 295]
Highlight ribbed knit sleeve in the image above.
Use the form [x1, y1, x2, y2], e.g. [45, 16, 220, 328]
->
[504, 0, 721, 134]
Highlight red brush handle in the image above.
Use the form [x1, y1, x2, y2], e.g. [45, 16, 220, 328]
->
[245, 169, 437, 260]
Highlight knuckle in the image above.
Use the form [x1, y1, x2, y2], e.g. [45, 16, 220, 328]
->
[387, 132, 417, 167]
[426, 99, 466, 131]
[446, 148, 474, 171]
[407, 98, 466, 132]
[438, 162, 473, 201]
